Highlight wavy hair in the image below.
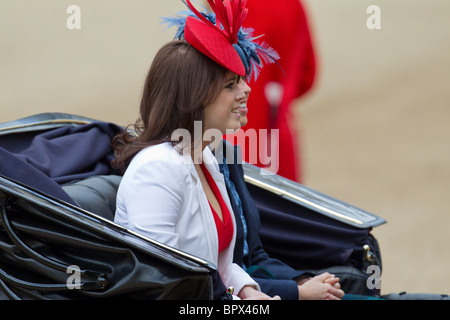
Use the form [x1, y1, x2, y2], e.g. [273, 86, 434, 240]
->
[111, 40, 228, 173]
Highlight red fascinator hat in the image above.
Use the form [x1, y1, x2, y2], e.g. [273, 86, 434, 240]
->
[184, 16, 245, 76]
[184, 0, 247, 76]
[163, 0, 280, 80]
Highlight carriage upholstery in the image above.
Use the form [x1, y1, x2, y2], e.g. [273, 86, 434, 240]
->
[62, 175, 122, 221]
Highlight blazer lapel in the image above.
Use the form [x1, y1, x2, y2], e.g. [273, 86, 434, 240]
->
[184, 151, 219, 261]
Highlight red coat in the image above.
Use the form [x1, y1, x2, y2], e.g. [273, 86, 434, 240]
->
[226, 0, 316, 182]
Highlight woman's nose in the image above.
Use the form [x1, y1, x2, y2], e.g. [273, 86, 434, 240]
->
[238, 80, 251, 98]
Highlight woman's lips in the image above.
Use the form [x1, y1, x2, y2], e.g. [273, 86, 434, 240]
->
[239, 105, 248, 115]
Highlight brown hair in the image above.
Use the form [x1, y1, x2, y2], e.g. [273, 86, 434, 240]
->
[111, 40, 228, 173]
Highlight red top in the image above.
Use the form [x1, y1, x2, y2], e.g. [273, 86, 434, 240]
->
[200, 163, 234, 253]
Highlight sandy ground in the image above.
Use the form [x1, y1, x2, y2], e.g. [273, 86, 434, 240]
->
[1, 0, 449, 296]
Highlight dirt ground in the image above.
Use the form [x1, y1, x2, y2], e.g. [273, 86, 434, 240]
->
[1, 1, 449, 296]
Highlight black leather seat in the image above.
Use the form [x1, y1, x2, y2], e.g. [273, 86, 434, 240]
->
[62, 175, 122, 221]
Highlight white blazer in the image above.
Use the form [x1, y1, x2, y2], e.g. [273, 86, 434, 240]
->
[115, 142, 259, 295]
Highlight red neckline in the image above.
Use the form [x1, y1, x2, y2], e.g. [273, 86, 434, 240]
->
[200, 163, 233, 253]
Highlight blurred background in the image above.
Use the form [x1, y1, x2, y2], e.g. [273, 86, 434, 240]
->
[1, 0, 449, 295]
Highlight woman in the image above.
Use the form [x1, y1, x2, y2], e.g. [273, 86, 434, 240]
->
[217, 81, 345, 300]
[112, 0, 280, 299]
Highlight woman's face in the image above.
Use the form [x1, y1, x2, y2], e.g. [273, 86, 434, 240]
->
[204, 72, 249, 134]
[237, 79, 251, 127]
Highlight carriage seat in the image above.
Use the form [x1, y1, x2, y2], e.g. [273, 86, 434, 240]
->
[62, 175, 122, 221]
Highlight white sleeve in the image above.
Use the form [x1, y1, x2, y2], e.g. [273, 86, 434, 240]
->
[119, 158, 185, 248]
[222, 262, 260, 295]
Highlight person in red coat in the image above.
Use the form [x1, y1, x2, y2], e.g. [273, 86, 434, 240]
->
[226, 0, 316, 182]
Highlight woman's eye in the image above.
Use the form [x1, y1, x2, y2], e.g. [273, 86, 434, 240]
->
[227, 80, 239, 89]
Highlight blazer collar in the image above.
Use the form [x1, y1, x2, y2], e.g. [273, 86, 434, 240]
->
[186, 145, 222, 182]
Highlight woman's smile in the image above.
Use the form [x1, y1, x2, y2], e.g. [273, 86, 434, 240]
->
[232, 107, 242, 116]
[238, 99, 248, 115]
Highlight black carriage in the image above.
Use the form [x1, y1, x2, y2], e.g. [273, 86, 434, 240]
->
[0, 113, 385, 300]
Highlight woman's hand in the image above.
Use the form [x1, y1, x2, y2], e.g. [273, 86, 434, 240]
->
[297, 272, 345, 300]
[238, 285, 281, 300]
